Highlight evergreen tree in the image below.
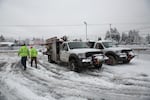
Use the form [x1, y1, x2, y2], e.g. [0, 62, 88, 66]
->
[105, 27, 120, 43]
[146, 34, 150, 44]
[0, 35, 5, 42]
[111, 28, 120, 43]
[121, 32, 128, 44]
[105, 31, 111, 40]
[128, 30, 140, 44]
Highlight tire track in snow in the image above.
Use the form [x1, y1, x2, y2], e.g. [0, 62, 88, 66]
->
[21, 71, 63, 99]
[18, 63, 113, 99]
[0, 62, 7, 71]
[0, 62, 29, 100]
[1, 52, 150, 100]
[28, 61, 150, 99]
[83, 67, 150, 90]
[1, 61, 55, 100]
[93, 67, 150, 87]
[2, 59, 150, 99]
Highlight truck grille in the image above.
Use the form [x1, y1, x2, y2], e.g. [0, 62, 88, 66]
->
[86, 51, 103, 57]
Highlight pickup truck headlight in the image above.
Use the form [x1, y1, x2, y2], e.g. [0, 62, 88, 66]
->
[128, 51, 135, 56]
[78, 53, 86, 58]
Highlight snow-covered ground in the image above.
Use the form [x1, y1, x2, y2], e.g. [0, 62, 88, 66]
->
[0, 49, 150, 100]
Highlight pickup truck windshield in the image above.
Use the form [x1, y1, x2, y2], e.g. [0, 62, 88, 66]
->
[68, 42, 89, 49]
[102, 42, 114, 48]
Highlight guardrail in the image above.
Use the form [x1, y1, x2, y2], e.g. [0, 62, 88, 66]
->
[119, 45, 149, 50]
[0, 50, 18, 53]
[0, 46, 19, 53]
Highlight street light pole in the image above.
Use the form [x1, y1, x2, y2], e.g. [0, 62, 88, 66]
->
[109, 24, 112, 41]
[83, 21, 87, 41]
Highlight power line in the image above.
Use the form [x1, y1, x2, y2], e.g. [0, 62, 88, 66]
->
[88, 23, 109, 26]
[0, 22, 150, 27]
[0, 24, 83, 27]
[111, 22, 150, 25]
[88, 22, 150, 26]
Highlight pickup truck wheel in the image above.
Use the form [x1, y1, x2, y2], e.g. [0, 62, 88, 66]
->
[69, 59, 79, 72]
[48, 55, 54, 63]
[94, 63, 102, 70]
[105, 55, 117, 65]
[123, 60, 130, 64]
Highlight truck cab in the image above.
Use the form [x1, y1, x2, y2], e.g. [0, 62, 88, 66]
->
[45, 37, 105, 72]
[93, 40, 135, 65]
[60, 41, 105, 71]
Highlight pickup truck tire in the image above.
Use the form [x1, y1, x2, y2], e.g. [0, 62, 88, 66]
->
[105, 55, 117, 65]
[48, 55, 54, 63]
[94, 63, 102, 69]
[69, 59, 79, 72]
[123, 60, 130, 64]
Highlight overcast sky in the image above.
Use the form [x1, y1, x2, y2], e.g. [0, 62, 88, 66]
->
[0, 0, 150, 40]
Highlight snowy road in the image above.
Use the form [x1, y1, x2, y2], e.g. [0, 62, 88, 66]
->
[0, 51, 150, 100]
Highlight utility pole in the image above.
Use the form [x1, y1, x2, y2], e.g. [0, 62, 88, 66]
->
[109, 24, 112, 41]
[148, 33, 150, 44]
[83, 21, 87, 41]
[109, 24, 112, 31]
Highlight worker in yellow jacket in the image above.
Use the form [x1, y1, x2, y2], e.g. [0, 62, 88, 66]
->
[18, 44, 29, 70]
[30, 46, 38, 68]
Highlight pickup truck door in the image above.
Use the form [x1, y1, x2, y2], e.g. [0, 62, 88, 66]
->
[60, 43, 69, 62]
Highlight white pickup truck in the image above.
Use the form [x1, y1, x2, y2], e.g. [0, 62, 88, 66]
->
[44, 37, 105, 72]
[88, 40, 135, 65]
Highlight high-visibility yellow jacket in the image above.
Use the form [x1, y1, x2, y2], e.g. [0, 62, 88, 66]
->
[30, 48, 38, 57]
[18, 46, 29, 57]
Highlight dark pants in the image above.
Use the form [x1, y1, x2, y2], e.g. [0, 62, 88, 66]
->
[21, 56, 27, 70]
[31, 57, 37, 68]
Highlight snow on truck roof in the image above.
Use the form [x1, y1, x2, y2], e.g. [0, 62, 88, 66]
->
[96, 40, 112, 43]
[63, 41, 85, 43]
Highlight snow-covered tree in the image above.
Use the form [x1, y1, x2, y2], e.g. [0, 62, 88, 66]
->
[105, 28, 120, 43]
[0, 35, 5, 42]
[120, 32, 128, 44]
[111, 28, 120, 43]
[146, 34, 150, 44]
[127, 30, 140, 44]
[105, 31, 111, 40]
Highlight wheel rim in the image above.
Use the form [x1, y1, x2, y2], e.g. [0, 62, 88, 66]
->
[71, 63, 75, 70]
[70, 60, 76, 71]
[106, 56, 116, 65]
[107, 58, 113, 65]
